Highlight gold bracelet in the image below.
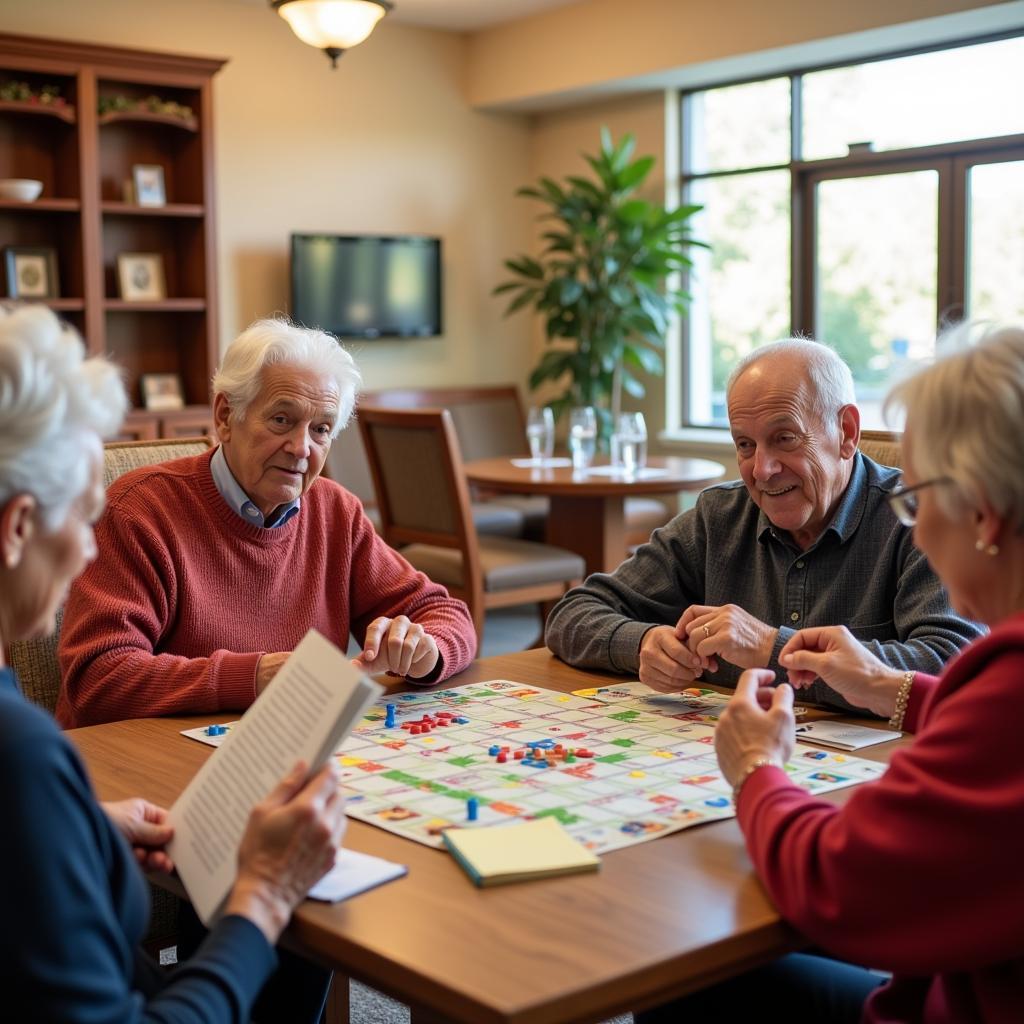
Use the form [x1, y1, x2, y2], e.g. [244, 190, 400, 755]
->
[888, 671, 914, 731]
[731, 757, 781, 804]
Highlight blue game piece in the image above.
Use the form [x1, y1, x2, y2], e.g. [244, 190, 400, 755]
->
[206, 724, 225, 737]
[385, 704, 397, 729]
[467, 797, 479, 821]
[455, 716, 469, 724]
[488, 744, 500, 756]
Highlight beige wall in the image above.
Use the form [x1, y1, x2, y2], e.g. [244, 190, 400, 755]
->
[2, 0, 536, 392]
[469, 0, 1014, 109]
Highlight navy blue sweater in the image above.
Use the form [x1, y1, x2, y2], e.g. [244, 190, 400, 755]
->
[0, 667, 276, 1022]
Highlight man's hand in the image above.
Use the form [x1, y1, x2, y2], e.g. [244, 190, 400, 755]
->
[638, 625, 708, 692]
[680, 603, 778, 671]
[102, 798, 174, 873]
[714, 669, 795, 787]
[256, 651, 291, 695]
[353, 616, 439, 679]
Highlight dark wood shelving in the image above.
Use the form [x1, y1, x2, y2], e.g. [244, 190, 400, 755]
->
[105, 298, 207, 312]
[98, 109, 197, 132]
[101, 200, 204, 217]
[0, 97, 75, 123]
[0, 196, 80, 211]
[1, 31, 224, 436]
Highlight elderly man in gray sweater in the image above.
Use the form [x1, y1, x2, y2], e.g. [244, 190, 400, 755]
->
[544, 338, 983, 713]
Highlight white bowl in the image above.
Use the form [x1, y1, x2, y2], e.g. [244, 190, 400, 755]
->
[0, 178, 43, 201]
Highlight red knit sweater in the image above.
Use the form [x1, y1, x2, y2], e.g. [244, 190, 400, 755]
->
[738, 613, 1024, 1024]
[56, 450, 475, 727]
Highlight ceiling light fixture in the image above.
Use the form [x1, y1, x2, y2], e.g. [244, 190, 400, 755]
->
[271, 0, 394, 69]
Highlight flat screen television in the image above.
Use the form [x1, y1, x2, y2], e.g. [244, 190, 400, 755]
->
[290, 233, 442, 339]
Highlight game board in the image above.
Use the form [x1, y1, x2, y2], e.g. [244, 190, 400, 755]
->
[329, 679, 887, 855]
[182, 679, 887, 855]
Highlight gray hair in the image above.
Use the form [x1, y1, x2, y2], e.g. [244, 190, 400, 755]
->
[726, 338, 856, 435]
[885, 323, 1024, 530]
[211, 318, 361, 437]
[0, 305, 127, 530]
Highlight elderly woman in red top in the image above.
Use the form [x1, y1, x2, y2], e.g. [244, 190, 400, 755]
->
[641, 323, 1024, 1024]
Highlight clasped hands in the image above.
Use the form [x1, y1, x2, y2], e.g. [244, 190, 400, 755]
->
[639, 603, 778, 693]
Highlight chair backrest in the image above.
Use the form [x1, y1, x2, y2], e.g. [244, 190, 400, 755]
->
[357, 407, 483, 632]
[364, 386, 528, 461]
[323, 417, 377, 503]
[859, 429, 902, 470]
[8, 435, 214, 713]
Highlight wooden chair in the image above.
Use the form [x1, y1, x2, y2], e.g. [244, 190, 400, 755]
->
[358, 407, 584, 644]
[9, 435, 214, 957]
[859, 429, 902, 469]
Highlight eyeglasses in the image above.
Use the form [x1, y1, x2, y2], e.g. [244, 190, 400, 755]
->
[886, 477, 953, 526]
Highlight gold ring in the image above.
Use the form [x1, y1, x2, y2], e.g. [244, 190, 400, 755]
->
[703, 624, 711, 639]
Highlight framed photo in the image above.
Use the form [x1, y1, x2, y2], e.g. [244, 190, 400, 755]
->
[140, 372, 185, 411]
[4, 246, 59, 299]
[132, 163, 166, 207]
[117, 252, 166, 301]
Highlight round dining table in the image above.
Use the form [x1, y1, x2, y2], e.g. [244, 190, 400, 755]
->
[464, 455, 727, 576]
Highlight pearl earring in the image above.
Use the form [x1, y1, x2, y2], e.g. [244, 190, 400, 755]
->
[975, 539, 999, 556]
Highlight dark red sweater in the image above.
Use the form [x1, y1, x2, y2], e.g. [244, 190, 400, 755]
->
[738, 613, 1024, 1024]
[57, 450, 475, 727]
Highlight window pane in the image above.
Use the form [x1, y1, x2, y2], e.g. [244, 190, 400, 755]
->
[815, 171, 938, 428]
[967, 160, 1024, 324]
[686, 170, 790, 427]
[687, 78, 790, 173]
[803, 38, 1024, 161]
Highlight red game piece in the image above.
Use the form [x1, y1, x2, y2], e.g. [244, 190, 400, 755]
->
[576, 748, 594, 758]
[497, 751, 508, 763]
[513, 749, 526, 760]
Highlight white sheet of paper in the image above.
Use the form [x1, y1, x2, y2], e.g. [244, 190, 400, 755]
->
[308, 848, 407, 902]
[168, 629, 383, 924]
[795, 720, 900, 750]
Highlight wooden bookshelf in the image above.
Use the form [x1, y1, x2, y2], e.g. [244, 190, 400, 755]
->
[0, 32, 225, 438]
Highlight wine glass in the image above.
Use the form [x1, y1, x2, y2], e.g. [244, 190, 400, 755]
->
[611, 412, 648, 474]
[525, 406, 555, 463]
[568, 406, 598, 471]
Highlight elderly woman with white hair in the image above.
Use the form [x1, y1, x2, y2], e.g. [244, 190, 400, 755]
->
[639, 324, 1024, 1023]
[0, 305, 349, 1021]
[57, 316, 476, 728]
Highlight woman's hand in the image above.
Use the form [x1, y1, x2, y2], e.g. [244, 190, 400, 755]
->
[101, 798, 175, 874]
[778, 625, 905, 718]
[225, 760, 347, 945]
[714, 670, 795, 787]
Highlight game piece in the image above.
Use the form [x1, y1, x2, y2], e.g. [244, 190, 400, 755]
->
[467, 798, 479, 821]
[206, 724, 226, 737]
[385, 704, 396, 729]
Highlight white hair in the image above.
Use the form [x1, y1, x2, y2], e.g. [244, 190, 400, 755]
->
[0, 305, 127, 530]
[726, 338, 856, 435]
[212, 318, 361, 437]
[885, 323, 1024, 530]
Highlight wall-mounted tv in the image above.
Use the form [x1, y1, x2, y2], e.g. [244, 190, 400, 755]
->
[290, 233, 442, 339]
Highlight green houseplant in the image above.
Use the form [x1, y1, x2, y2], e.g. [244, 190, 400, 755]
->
[495, 128, 705, 437]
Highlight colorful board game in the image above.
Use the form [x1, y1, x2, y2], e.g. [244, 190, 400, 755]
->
[329, 679, 887, 855]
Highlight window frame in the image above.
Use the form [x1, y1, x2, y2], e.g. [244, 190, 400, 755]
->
[674, 30, 1024, 433]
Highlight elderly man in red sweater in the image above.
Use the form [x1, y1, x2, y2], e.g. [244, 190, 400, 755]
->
[56, 318, 476, 727]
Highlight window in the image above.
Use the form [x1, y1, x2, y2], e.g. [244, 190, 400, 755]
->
[677, 35, 1024, 430]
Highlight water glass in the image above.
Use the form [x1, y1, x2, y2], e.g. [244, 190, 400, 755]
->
[525, 406, 555, 462]
[568, 406, 598, 471]
[611, 412, 648, 474]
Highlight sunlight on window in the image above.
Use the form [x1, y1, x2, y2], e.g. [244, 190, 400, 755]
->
[687, 171, 790, 426]
[802, 38, 1024, 160]
[968, 160, 1024, 324]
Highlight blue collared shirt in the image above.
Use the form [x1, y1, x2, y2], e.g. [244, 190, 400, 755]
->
[210, 445, 300, 528]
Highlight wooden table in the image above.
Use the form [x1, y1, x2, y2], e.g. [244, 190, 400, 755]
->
[68, 649, 904, 1024]
[464, 456, 726, 576]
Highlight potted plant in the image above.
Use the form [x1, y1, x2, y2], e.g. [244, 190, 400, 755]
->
[495, 128, 705, 438]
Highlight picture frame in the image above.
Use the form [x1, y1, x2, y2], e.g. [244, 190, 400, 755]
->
[140, 372, 185, 411]
[4, 245, 59, 299]
[117, 252, 166, 301]
[132, 163, 166, 207]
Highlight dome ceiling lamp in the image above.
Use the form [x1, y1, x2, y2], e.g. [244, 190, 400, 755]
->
[271, 0, 394, 69]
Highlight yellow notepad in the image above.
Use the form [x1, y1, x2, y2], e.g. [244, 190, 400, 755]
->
[443, 817, 600, 887]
